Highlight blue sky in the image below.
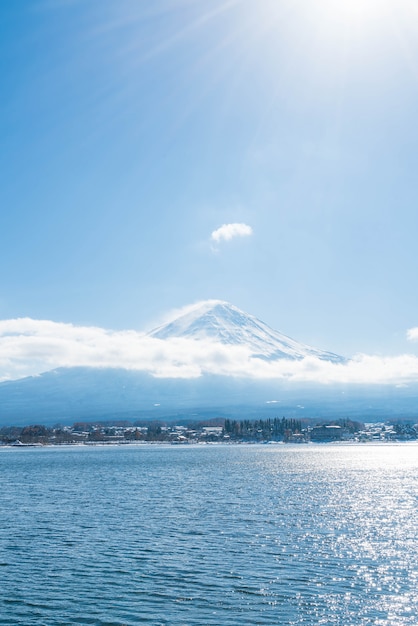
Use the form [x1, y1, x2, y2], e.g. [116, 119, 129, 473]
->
[2, 0, 418, 367]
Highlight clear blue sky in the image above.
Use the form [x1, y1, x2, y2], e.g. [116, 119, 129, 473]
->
[2, 0, 418, 357]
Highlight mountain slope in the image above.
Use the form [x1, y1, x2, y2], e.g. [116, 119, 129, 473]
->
[1, 366, 417, 425]
[149, 300, 344, 363]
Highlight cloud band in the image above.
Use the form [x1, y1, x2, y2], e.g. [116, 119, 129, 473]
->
[2, 317, 418, 385]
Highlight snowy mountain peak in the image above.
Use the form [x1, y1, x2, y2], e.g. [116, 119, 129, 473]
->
[148, 300, 345, 363]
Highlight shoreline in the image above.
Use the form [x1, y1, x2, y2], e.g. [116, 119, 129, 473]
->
[2, 439, 418, 449]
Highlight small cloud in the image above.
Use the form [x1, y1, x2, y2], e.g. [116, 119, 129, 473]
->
[210, 223, 253, 245]
[407, 327, 418, 341]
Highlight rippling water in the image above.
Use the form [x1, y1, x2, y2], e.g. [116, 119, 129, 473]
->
[0, 443, 417, 625]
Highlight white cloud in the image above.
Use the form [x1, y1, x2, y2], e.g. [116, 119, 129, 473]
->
[407, 327, 418, 341]
[210, 223, 253, 244]
[2, 317, 418, 385]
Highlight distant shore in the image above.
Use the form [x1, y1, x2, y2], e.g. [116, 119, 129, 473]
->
[1, 416, 416, 447]
[2, 439, 418, 450]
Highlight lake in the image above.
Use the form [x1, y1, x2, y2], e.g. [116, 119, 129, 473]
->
[0, 443, 417, 625]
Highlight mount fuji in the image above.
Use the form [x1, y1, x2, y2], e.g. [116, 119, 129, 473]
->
[148, 300, 344, 363]
[0, 300, 414, 425]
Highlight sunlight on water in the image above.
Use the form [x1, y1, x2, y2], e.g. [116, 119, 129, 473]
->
[0, 444, 416, 625]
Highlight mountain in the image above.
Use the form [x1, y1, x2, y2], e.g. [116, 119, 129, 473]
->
[1, 366, 417, 426]
[148, 300, 344, 363]
[1, 300, 414, 425]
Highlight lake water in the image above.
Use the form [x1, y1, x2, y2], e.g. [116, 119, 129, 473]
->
[0, 443, 417, 625]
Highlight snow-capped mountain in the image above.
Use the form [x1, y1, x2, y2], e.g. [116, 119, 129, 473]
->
[1, 300, 418, 425]
[148, 300, 344, 363]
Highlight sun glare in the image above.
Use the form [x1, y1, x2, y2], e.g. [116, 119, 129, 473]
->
[324, 0, 381, 20]
[259, 0, 392, 29]
[311, 0, 396, 33]
[250, 0, 400, 74]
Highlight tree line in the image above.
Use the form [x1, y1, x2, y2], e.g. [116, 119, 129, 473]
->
[224, 417, 302, 441]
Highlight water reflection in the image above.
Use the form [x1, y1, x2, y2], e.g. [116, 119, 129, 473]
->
[0, 443, 416, 625]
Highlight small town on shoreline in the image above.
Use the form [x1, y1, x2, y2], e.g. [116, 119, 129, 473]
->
[1, 417, 417, 446]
